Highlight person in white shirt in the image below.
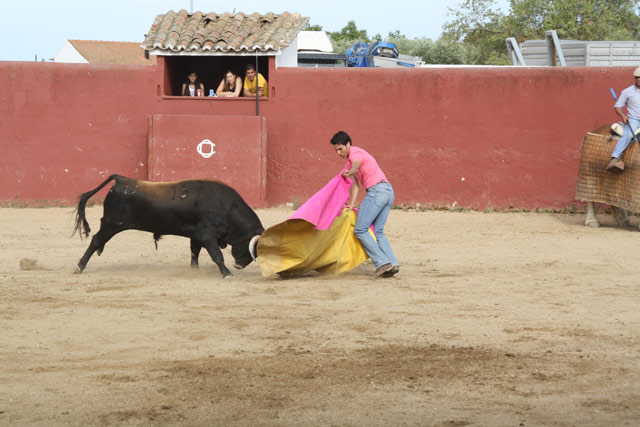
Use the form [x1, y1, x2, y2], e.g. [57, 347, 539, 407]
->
[181, 72, 205, 97]
[607, 67, 640, 172]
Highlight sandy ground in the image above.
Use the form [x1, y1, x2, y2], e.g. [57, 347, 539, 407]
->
[1, 206, 639, 426]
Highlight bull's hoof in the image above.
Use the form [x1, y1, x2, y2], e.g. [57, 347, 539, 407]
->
[191, 263, 199, 270]
[223, 274, 233, 279]
[75, 264, 84, 274]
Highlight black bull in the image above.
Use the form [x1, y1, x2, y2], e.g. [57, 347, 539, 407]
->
[73, 174, 264, 278]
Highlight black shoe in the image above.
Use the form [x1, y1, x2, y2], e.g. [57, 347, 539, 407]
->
[381, 265, 399, 278]
[375, 263, 393, 276]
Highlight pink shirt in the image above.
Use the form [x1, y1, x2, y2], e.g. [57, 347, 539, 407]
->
[343, 146, 387, 189]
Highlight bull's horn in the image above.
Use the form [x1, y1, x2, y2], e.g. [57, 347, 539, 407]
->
[249, 235, 261, 261]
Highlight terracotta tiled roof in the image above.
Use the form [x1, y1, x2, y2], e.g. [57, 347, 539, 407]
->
[142, 9, 308, 54]
[69, 40, 156, 65]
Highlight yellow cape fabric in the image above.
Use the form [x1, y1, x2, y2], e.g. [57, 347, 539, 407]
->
[257, 209, 370, 277]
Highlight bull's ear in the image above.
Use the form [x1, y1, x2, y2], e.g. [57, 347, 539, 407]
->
[249, 235, 261, 261]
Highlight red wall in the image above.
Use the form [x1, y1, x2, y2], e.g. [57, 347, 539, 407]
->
[0, 61, 268, 204]
[148, 114, 267, 207]
[0, 60, 631, 209]
[0, 62, 154, 203]
[265, 67, 628, 209]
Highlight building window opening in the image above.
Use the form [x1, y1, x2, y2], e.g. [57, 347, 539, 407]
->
[163, 56, 269, 97]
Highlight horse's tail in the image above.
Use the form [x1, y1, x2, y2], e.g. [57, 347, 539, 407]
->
[73, 174, 119, 239]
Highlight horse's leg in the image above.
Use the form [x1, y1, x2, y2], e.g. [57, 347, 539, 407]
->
[612, 206, 631, 227]
[585, 201, 600, 227]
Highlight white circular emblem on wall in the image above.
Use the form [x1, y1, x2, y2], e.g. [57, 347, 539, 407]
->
[197, 139, 216, 158]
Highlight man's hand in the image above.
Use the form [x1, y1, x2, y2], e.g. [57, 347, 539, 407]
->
[615, 107, 628, 123]
[342, 159, 362, 179]
[344, 202, 355, 210]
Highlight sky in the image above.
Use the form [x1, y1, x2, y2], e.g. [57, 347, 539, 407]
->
[0, 0, 509, 62]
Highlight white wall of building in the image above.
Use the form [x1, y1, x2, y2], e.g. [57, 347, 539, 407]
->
[276, 35, 298, 68]
[53, 41, 88, 63]
[297, 31, 333, 52]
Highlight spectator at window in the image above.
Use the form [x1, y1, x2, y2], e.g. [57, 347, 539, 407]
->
[243, 64, 268, 97]
[215, 70, 243, 97]
[181, 72, 205, 97]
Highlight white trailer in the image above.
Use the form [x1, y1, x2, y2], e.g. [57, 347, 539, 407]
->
[521, 40, 640, 66]
[372, 54, 424, 68]
[508, 31, 640, 66]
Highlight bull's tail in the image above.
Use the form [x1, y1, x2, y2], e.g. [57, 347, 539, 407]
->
[73, 174, 119, 239]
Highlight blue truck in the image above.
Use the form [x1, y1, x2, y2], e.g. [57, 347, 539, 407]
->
[345, 41, 423, 68]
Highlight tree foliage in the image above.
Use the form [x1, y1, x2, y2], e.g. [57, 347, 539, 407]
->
[442, 0, 640, 64]
[324, 2, 640, 65]
[327, 21, 371, 54]
[302, 22, 323, 31]
[328, 24, 469, 64]
[387, 33, 469, 64]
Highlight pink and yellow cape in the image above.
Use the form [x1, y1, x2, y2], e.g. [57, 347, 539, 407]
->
[257, 174, 370, 277]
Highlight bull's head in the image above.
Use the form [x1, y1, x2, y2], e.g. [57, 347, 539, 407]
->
[232, 234, 261, 269]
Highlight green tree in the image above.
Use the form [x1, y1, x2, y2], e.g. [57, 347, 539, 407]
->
[327, 21, 371, 54]
[327, 21, 470, 64]
[441, 0, 509, 64]
[501, 0, 640, 40]
[426, 39, 470, 64]
[442, 0, 640, 64]
[302, 22, 323, 31]
[332, 20, 369, 42]
[387, 34, 470, 64]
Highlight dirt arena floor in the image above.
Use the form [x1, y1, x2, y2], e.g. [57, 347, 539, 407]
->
[1, 206, 639, 426]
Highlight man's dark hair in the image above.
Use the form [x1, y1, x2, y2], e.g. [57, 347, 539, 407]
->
[245, 63, 256, 72]
[330, 131, 351, 146]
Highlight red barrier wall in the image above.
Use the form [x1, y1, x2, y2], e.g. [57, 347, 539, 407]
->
[265, 67, 629, 209]
[0, 61, 632, 209]
[0, 61, 268, 204]
[0, 62, 155, 203]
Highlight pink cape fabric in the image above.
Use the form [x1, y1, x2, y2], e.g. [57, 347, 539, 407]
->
[288, 174, 352, 230]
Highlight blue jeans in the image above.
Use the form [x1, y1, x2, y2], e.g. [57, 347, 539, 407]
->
[354, 181, 398, 269]
[612, 117, 640, 159]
